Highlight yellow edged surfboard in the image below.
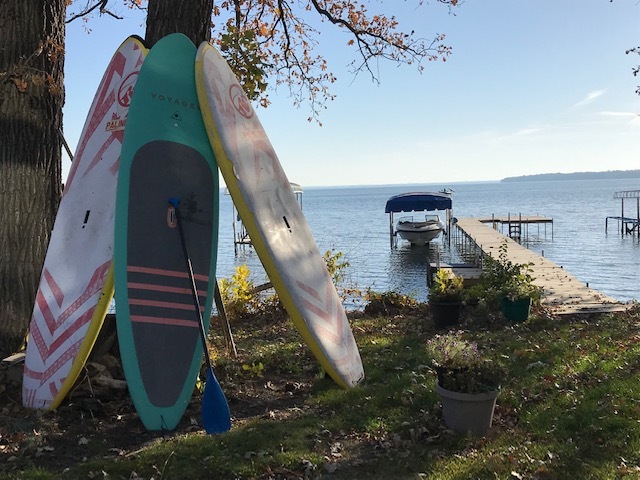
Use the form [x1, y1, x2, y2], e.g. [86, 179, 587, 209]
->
[195, 43, 364, 388]
[23, 36, 147, 409]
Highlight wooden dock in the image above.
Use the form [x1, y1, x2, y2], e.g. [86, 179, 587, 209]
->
[475, 214, 554, 242]
[452, 218, 627, 315]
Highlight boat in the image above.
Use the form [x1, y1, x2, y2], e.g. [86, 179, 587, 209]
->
[395, 213, 446, 245]
[385, 192, 453, 247]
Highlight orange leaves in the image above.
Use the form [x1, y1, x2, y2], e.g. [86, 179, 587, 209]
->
[7, 37, 63, 96]
[11, 77, 28, 93]
[11, 72, 61, 95]
[209, 0, 455, 123]
[41, 38, 65, 63]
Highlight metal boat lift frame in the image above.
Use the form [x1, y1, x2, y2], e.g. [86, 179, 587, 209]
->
[229, 182, 304, 255]
[606, 190, 640, 239]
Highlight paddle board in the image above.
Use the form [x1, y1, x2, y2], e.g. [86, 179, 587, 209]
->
[195, 43, 364, 388]
[23, 36, 147, 410]
[115, 34, 220, 431]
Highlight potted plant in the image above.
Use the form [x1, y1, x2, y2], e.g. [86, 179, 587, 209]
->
[481, 241, 541, 323]
[425, 331, 505, 435]
[428, 269, 464, 328]
[462, 283, 492, 323]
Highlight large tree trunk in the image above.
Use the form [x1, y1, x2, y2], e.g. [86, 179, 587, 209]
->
[0, 1, 65, 358]
[145, 0, 212, 48]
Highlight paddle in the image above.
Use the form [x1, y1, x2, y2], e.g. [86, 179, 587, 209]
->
[168, 198, 231, 434]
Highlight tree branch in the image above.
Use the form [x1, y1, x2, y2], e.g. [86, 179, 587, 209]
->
[66, 0, 124, 24]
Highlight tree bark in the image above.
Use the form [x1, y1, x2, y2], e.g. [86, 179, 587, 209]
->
[0, 1, 65, 357]
[145, 0, 212, 48]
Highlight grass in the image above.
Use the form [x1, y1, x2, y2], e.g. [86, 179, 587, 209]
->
[3, 303, 640, 479]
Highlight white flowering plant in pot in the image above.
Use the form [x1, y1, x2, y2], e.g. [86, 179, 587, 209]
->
[425, 331, 505, 394]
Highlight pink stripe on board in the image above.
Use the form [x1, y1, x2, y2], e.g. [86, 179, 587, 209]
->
[49, 381, 59, 398]
[47, 308, 94, 358]
[40, 340, 81, 387]
[82, 133, 118, 180]
[23, 388, 36, 407]
[23, 365, 44, 381]
[129, 298, 204, 311]
[43, 268, 64, 308]
[127, 282, 206, 297]
[36, 289, 57, 336]
[28, 322, 50, 365]
[296, 280, 322, 303]
[131, 315, 199, 328]
[300, 299, 341, 344]
[127, 265, 209, 283]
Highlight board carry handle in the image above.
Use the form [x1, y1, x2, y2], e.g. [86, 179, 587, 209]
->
[167, 197, 231, 434]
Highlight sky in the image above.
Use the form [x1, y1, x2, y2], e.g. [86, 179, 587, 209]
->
[62, 1, 640, 187]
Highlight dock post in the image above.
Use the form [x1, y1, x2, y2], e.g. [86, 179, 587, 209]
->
[232, 203, 238, 256]
[389, 212, 394, 250]
[636, 198, 640, 240]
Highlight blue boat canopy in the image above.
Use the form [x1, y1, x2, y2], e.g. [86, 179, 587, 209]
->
[385, 192, 452, 213]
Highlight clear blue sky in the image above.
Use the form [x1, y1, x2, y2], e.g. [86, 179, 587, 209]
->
[63, 1, 640, 187]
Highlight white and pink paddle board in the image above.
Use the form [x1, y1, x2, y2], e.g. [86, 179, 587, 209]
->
[23, 36, 147, 409]
[195, 43, 364, 388]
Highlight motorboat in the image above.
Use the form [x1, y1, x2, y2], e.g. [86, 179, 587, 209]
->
[385, 191, 453, 248]
[395, 213, 445, 246]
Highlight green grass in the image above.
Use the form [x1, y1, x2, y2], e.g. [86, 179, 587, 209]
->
[3, 305, 640, 479]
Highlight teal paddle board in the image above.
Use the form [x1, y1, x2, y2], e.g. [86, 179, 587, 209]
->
[115, 34, 220, 431]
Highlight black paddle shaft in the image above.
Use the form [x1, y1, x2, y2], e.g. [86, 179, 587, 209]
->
[168, 199, 215, 370]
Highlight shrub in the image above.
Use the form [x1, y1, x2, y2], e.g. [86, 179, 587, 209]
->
[428, 269, 464, 303]
[218, 264, 258, 319]
[363, 289, 418, 316]
[323, 248, 361, 302]
[481, 240, 542, 303]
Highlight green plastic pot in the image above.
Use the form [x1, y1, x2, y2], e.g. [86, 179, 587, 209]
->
[499, 296, 532, 323]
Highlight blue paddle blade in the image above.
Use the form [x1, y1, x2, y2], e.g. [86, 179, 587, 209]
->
[202, 368, 231, 434]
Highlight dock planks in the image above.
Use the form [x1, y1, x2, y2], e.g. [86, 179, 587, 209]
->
[453, 218, 627, 315]
[475, 215, 552, 224]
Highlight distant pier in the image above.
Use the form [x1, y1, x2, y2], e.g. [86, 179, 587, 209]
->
[606, 190, 640, 238]
[475, 213, 553, 242]
[450, 218, 626, 315]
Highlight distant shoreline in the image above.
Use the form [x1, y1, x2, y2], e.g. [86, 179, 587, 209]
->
[501, 170, 640, 182]
[218, 172, 640, 191]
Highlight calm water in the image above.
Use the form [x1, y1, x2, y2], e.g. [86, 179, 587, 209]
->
[216, 178, 640, 304]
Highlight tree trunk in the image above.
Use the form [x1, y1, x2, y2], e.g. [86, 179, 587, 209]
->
[145, 0, 212, 48]
[0, 1, 65, 358]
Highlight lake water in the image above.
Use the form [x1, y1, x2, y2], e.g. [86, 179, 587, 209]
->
[216, 178, 640, 305]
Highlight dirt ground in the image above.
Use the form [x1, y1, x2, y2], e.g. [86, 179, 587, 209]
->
[0, 315, 317, 477]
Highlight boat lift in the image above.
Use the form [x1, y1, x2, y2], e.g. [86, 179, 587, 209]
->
[385, 191, 453, 249]
[606, 190, 640, 238]
[228, 182, 304, 255]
